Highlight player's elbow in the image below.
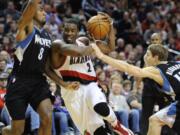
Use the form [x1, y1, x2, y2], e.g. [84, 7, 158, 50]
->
[52, 40, 63, 50]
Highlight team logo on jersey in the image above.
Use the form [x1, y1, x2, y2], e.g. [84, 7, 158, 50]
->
[35, 34, 51, 47]
[70, 56, 91, 64]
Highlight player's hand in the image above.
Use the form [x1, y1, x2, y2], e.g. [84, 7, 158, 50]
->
[64, 81, 80, 90]
[91, 43, 104, 59]
[87, 31, 96, 42]
[97, 12, 113, 25]
[98, 12, 114, 38]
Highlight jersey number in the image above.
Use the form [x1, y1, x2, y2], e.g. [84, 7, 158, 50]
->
[174, 71, 180, 82]
[87, 62, 92, 72]
[38, 48, 44, 60]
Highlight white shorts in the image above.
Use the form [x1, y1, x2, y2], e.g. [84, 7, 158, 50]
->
[61, 82, 107, 134]
[153, 102, 177, 128]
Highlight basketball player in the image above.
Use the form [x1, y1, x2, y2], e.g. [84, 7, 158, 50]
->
[50, 16, 134, 135]
[91, 43, 180, 135]
[2, 1, 79, 135]
[141, 32, 173, 135]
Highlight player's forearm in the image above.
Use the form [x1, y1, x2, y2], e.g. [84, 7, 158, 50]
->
[52, 40, 94, 57]
[96, 25, 115, 54]
[45, 67, 67, 87]
[107, 24, 116, 51]
[100, 54, 144, 77]
[80, 46, 94, 56]
[18, 0, 40, 29]
[61, 45, 94, 56]
[100, 54, 128, 72]
[45, 57, 67, 87]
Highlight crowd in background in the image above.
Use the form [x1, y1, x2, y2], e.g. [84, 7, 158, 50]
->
[0, 0, 179, 135]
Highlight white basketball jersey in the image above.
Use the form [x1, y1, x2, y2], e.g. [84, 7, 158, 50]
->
[54, 39, 97, 84]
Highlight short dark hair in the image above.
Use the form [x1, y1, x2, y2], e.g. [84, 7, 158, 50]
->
[148, 44, 168, 61]
[64, 18, 80, 30]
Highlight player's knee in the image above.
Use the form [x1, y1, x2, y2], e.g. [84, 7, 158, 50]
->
[2, 126, 11, 135]
[94, 126, 108, 135]
[9, 125, 24, 135]
[149, 115, 159, 125]
[94, 103, 110, 117]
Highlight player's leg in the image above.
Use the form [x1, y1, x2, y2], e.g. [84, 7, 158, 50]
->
[172, 101, 180, 134]
[2, 101, 27, 135]
[30, 79, 53, 135]
[93, 126, 109, 135]
[147, 115, 164, 135]
[87, 82, 134, 135]
[2, 120, 25, 135]
[93, 102, 134, 135]
[147, 103, 176, 135]
[2, 78, 28, 135]
[36, 98, 52, 135]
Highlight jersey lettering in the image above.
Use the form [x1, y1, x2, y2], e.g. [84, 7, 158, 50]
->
[166, 64, 180, 75]
[174, 71, 180, 82]
[70, 56, 91, 65]
[35, 34, 51, 47]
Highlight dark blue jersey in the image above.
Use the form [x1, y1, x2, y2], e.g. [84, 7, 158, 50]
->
[157, 61, 180, 100]
[13, 27, 51, 76]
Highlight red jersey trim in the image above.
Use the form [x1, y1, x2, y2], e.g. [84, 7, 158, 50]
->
[60, 70, 97, 81]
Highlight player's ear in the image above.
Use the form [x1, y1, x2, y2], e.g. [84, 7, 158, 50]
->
[154, 55, 159, 61]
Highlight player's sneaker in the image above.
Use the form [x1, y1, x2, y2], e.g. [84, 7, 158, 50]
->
[113, 121, 134, 135]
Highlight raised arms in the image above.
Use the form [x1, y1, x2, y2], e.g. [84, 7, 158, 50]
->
[16, 0, 40, 41]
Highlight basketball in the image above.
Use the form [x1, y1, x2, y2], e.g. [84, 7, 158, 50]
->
[87, 15, 110, 40]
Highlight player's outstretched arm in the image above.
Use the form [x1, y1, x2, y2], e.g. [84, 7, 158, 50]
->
[45, 56, 80, 90]
[17, 0, 40, 40]
[52, 40, 94, 57]
[91, 43, 163, 85]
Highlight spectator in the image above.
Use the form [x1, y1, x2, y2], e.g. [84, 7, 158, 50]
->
[0, 73, 8, 112]
[121, 80, 132, 98]
[0, 59, 7, 75]
[127, 80, 143, 110]
[109, 82, 140, 133]
[115, 38, 125, 53]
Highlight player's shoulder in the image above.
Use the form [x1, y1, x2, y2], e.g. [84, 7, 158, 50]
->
[142, 66, 163, 84]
